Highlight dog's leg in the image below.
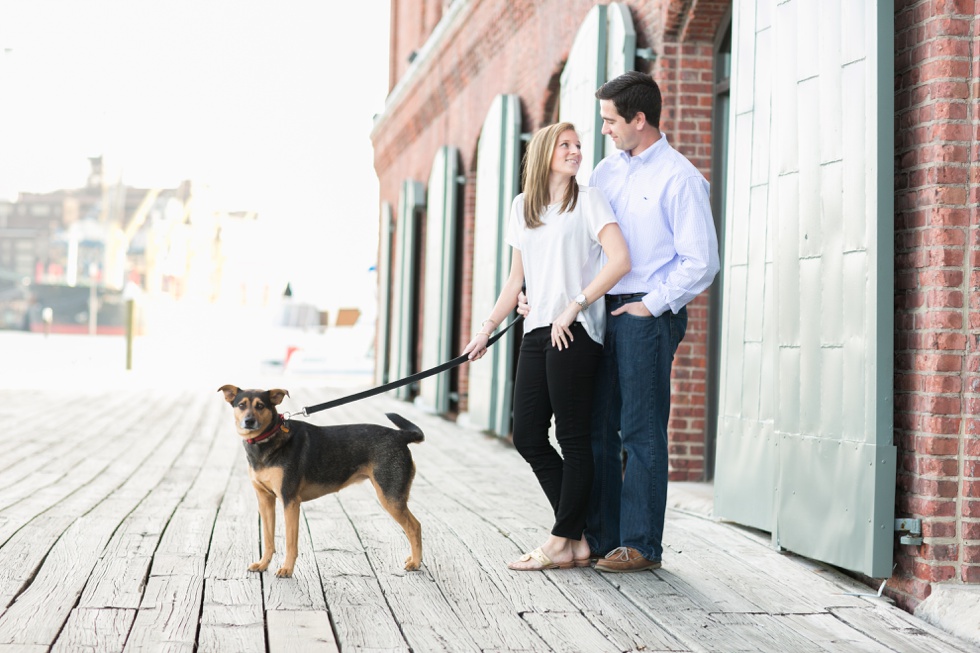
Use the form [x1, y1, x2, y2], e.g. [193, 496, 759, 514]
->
[277, 500, 301, 577]
[370, 479, 423, 571]
[393, 504, 423, 571]
[250, 485, 277, 572]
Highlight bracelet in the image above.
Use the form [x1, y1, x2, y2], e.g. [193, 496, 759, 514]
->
[476, 331, 492, 338]
[481, 319, 497, 329]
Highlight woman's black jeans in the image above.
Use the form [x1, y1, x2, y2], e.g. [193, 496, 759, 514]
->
[511, 322, 603, 539]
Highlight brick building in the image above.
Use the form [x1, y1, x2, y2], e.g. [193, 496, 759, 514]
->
[370, 0, 979, 618]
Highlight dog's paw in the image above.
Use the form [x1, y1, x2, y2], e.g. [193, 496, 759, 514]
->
[275, 565, 294, 578]
[404, 556, 421, 571]
[248, 561, 269, 572]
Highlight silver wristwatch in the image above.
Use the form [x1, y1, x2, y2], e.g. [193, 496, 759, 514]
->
[574, 293, 589, 310]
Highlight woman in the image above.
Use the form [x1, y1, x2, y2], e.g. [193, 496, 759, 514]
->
[463, 122, 630, 571]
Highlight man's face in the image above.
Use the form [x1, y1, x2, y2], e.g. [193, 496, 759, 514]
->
[599, 99, 640, 153]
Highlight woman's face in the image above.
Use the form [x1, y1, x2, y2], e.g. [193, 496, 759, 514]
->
[550, 129, 582, 178]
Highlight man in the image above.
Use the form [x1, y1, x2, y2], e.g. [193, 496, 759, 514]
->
[519, 71, 719, 572]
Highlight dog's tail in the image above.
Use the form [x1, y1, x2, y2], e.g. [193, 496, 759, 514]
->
[385, 413, 424, 443]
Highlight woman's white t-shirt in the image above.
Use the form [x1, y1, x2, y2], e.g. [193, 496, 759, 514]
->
[507, 185, 618, 345]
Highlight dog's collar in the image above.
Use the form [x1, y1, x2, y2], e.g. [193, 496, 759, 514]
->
[246, 415, 286, 445]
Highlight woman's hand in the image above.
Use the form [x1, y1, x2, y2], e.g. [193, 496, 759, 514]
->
[517, 291, 530, 318]
[463, 333, 490, 361]
[551, 303, 579, 350]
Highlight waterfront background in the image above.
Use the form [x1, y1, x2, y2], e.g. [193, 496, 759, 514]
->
[0, 302, 375, 392]
[0, 1, 390, 354]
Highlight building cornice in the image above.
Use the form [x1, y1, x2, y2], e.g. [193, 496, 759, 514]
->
[371, 0, 476, 139]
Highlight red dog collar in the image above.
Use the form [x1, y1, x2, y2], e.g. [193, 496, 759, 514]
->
[246, 415, 286, 444]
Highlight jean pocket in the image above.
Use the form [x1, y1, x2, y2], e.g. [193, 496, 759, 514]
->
[621, 310, 655, 321]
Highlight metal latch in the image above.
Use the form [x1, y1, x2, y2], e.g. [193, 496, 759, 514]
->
[895, 518, 922, 546]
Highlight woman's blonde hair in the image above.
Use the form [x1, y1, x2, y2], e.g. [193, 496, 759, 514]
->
[521, 122, 579, 228]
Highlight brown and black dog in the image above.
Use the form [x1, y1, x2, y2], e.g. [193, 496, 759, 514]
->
[219, 385, 424, 577]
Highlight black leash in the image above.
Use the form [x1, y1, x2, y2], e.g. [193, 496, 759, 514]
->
[293, 315, 524, 417]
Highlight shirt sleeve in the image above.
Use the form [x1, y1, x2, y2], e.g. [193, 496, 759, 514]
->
[644, 174, 720, 316]
[584, 186, 618, 241]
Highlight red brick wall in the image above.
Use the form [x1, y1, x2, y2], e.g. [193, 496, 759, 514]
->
[892, 0, 980, 610]
[373, 0, 728, 480]
[457, 168, 477, 409]
[655, 0, 730, 480]
[388, 0, 448, 91]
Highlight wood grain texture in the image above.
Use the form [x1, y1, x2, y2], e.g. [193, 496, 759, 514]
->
[0, 384, 972, 652]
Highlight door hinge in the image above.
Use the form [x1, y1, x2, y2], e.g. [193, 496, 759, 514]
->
[895, 518, 922, 546]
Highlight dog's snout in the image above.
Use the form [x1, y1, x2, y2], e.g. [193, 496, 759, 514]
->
[242, 416, 258, 430]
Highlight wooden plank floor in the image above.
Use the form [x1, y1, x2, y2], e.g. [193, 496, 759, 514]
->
[0, 380, 975, 653]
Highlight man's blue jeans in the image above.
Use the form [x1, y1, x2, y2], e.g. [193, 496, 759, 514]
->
[585, 297, 687, 562]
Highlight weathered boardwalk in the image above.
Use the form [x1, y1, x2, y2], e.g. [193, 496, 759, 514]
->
[0, 380, 975, 652]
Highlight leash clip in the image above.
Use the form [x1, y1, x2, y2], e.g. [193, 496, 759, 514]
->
[282, 408, 307, 421]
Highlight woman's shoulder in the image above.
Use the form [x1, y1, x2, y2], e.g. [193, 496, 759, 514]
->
[577, 185, 611, 203]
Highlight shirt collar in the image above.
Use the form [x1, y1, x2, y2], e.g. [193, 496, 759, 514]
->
[618, 131, 669, 164]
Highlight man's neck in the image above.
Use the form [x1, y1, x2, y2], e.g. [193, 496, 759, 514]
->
[629, 129, 662, 157]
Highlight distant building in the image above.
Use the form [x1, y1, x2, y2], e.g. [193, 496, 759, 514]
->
[0, 157, 176, 288]
[0, 157, 271, 332]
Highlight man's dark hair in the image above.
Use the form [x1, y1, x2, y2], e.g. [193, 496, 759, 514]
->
[595, 71, 662, 127]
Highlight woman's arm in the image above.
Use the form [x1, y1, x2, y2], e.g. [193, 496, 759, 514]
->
[550, 222, 631, 349]
[583, 222, 631, 303]
[463, 248, 524, 361]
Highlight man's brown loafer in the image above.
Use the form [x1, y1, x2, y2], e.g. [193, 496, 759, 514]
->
[594, 546, 662, 573]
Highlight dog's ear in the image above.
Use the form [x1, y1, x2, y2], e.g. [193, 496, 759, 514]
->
[218, 385, 241, 404]
[268, 389, 289, 406]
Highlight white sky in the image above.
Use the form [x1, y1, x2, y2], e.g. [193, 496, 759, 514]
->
[0, 0, 390, 308]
